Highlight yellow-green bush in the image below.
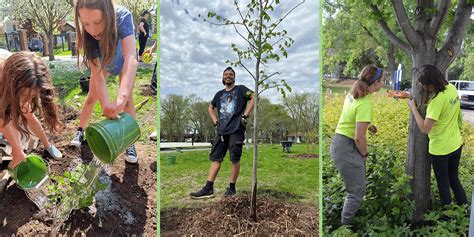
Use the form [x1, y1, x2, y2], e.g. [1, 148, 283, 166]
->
[323, 92, 473, 236]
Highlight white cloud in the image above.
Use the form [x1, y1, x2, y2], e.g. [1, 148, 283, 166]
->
[160, 0, 320, 103]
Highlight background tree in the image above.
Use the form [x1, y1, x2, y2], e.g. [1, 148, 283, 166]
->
[6, 0, 72, 61]
[189, 99, 215, 142]
[251, 97, 292, 144]
[207, 0, 303, 220]
[117, 0, 156, 30]
[283, 92, 319, 142]
[161, 94, 191, 142]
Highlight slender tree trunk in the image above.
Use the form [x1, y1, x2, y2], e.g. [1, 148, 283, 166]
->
[48, 31, 55, 61]
[250, 0, 264, 222]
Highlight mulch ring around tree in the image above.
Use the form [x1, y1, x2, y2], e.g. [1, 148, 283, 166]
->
[161, 195, 319, 236]
[287, 153, 319, 159]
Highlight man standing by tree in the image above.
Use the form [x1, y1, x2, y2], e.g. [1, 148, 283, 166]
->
[190, 67, 254, 199]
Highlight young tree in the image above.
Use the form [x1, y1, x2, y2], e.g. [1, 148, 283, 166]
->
[206, 0, 303, 220]
[7, 0, 72, 61]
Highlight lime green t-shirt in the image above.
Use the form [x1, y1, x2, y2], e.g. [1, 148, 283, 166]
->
[426, 83, 462, 155]
[335, 94, 373, 139]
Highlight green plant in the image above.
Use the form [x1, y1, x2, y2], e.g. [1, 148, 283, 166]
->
[47, 161, 108, 230]
[323, 92, 473, 235]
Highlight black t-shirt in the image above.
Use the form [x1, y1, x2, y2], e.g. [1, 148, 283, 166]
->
[139, 18, 150, 37]
[211, 85, 253, 135]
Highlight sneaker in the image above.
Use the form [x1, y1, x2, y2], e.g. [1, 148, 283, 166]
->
[46, 145, 62, 159]
[125, 144, 138, 163]
[224, 187, 236, 197]
[190, 187, 214, 199]
[149, 130, 157, 141]
[70, 130, 84, 147]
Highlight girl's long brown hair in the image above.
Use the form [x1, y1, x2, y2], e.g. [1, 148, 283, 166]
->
[75, 0, 117, 69]
[0, 51, 62, 138]
[351, 65, 382, 99]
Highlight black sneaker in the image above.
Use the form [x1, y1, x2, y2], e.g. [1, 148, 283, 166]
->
[224, 187, 236, 197]
[190, 187, 214, 199]
[70, 130, 84, 147]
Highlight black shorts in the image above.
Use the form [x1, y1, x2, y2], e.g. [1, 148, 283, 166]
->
[209, 129, 245, 163]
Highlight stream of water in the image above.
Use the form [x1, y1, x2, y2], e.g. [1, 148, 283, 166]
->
[23, 158, 107, 231]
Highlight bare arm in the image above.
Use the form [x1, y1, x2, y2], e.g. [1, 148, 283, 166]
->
[114, 35, 138, 113]
[208, 104, 218, 125]
[407, 99, 435, 134]
[0, 119, 26, 169]
[354, 122, 369, 159]
[89, 59, 113, 117]
[138, 22, 146, 35]
[243, 94, 255, 117]
[144, 41, 157, 55]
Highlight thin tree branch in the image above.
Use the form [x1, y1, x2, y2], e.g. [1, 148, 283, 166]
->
[258, 84, 279, 96]
[270, 36, 290, 47]
[362, 25, 383, 46]
[268, 0, 305, 33]
[430, 0, 451, 36]
[232, 23, 258, 53]
[371, 4, 411, 53]
[260, 71, 281, 83]
[390, 0, 419, 47]
[263, 0, 304, 43]
[235, 0, 258, 46]
[436, 0, 472, 71]
[238, 61, 256, 81]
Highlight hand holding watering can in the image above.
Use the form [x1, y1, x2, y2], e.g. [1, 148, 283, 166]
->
[8, 154, 48, 190]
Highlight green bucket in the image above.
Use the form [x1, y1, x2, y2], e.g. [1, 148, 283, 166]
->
[167, 156, 176, 165]
[8, 155, 48, 190]
[85, 112, 141, 163]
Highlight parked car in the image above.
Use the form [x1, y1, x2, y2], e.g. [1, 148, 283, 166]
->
[28, 38, 43, 52]
[449, 80, 474, 108]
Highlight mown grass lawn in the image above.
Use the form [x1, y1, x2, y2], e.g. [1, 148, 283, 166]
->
[160, 143, 319, 210]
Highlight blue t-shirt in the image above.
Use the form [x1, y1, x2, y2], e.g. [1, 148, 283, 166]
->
[91, 6, 135, 75]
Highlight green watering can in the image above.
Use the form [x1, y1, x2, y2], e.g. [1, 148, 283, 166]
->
[86, 112, 141, 163]
[8, 154, 48, 190]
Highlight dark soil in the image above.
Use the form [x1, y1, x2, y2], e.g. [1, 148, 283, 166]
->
[288, 153, 319, 159]
[0, 105, 157, 236]
[161, 195, 319, 236]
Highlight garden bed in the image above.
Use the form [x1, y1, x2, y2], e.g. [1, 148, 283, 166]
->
[0, 104, 157, 235]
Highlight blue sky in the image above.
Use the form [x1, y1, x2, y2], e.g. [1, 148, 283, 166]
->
[160, 0, 320, 103]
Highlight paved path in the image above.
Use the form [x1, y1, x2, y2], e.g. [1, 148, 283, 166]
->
[462, 108, 474, 126]
[160, 142, 212, 149]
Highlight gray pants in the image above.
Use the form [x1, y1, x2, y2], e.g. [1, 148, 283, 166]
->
[330, 134, 366, 225]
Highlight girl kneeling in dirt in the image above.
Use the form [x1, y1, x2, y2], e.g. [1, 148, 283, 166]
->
[0, 51, 63, 169]
[330, 65, 383, 226]
[70, 0, 139, 163]
[407, 65, 467, 206]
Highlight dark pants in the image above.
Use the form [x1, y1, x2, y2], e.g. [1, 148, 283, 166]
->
[138, 34, 148, 56]
[430, 146, 467, 206]
[209, 129, 245, 163]
[150, 62, 157, 94]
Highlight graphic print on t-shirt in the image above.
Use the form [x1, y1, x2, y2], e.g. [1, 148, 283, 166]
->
[219, 90, 237, 126]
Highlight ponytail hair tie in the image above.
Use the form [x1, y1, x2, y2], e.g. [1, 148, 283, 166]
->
[367, 67, 382, 85]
